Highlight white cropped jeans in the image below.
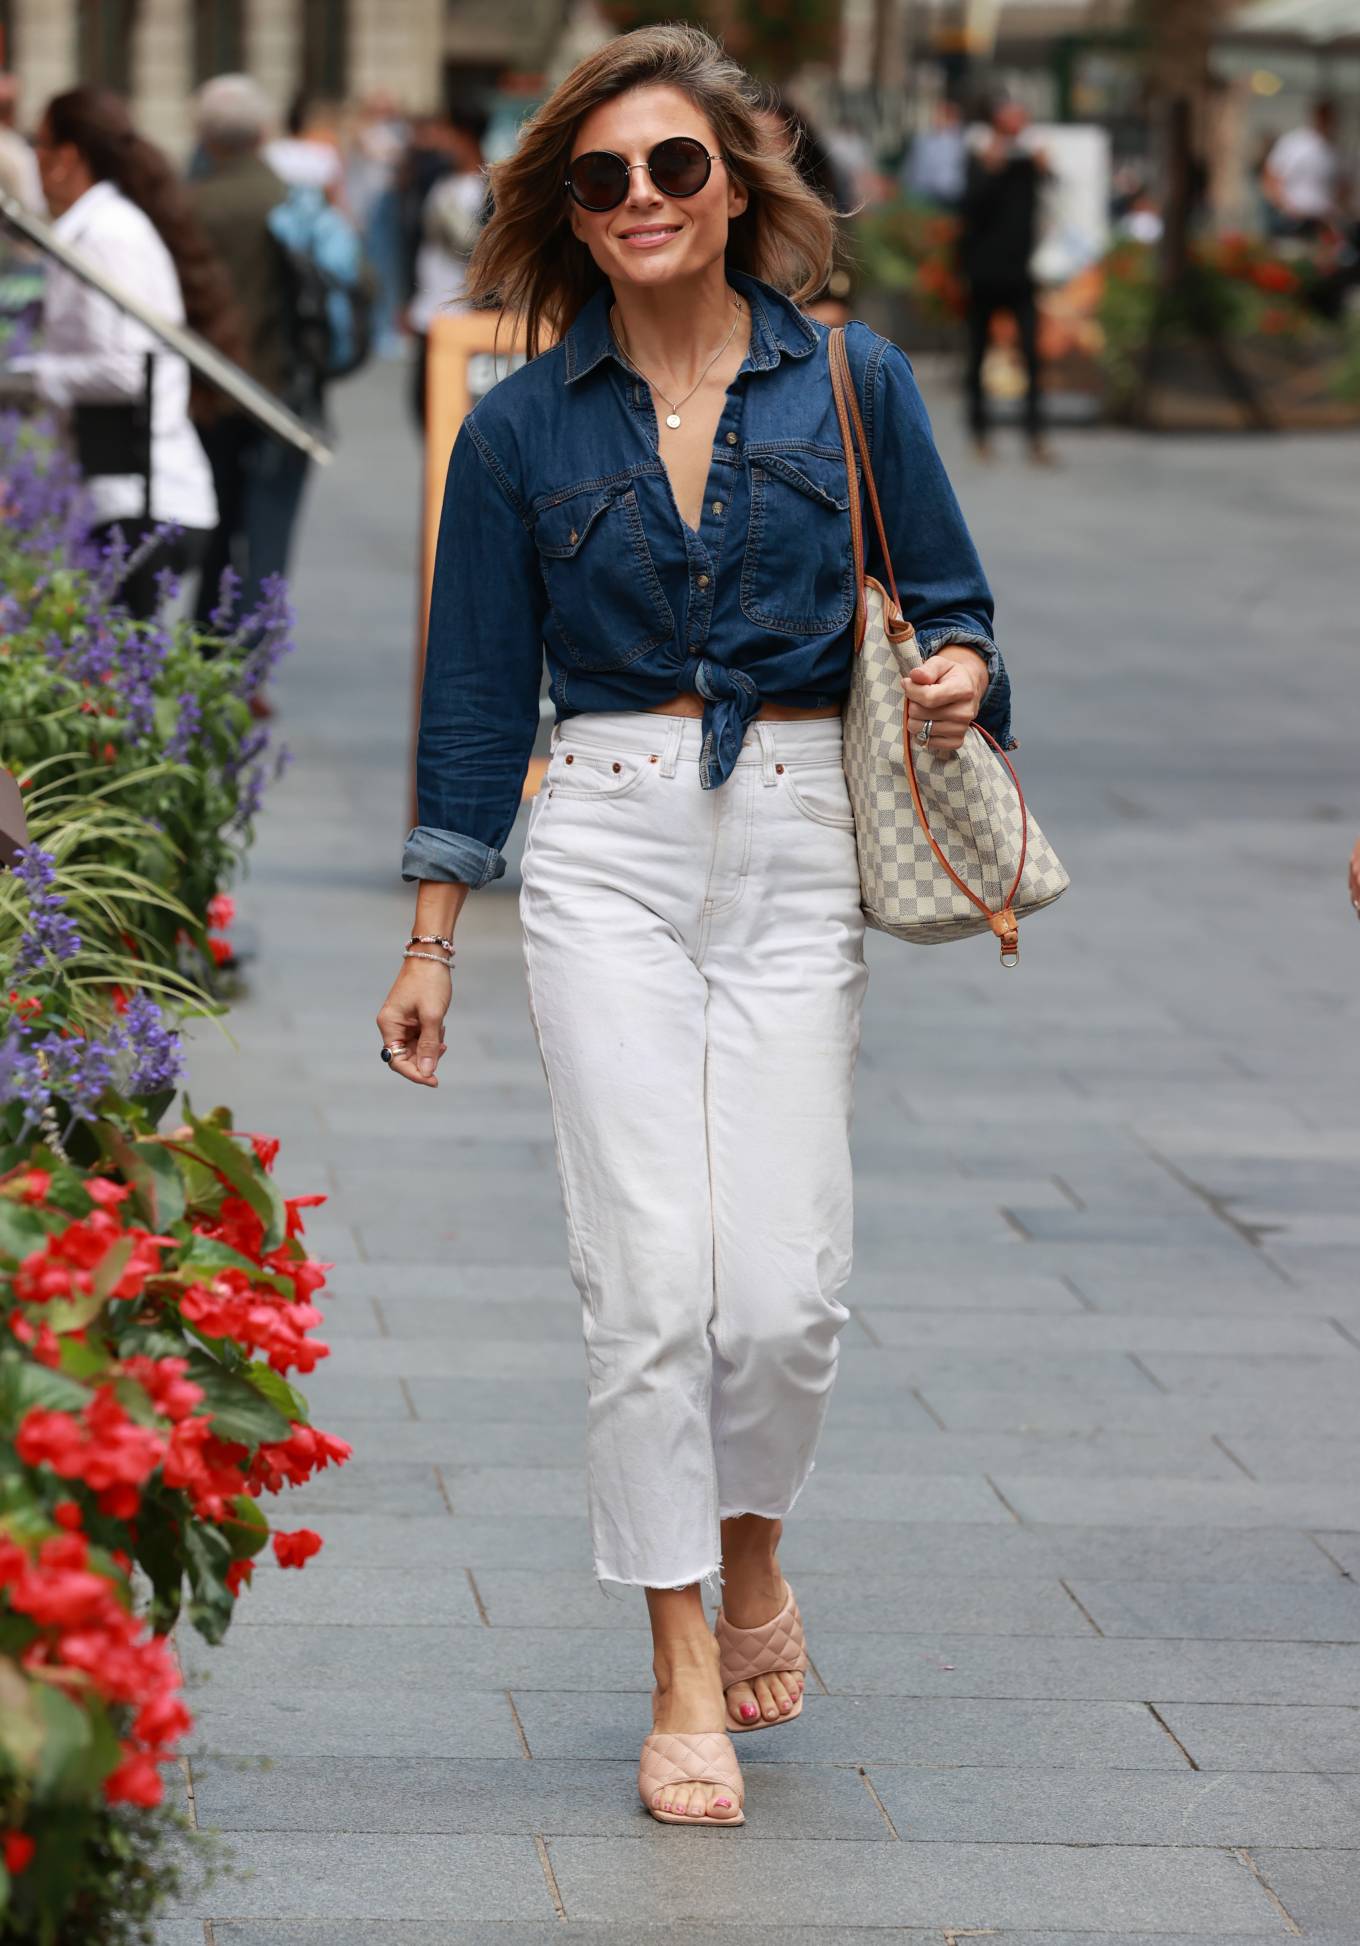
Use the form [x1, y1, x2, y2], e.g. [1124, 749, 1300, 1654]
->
[519, 711, 868, 1591]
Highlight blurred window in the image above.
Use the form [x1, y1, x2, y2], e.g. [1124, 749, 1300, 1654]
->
[193, 0, 244, 85]
[301, 0, 349, 100]
[77, 0, 135, 94]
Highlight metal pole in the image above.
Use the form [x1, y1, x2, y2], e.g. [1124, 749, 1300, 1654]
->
[0, 185, 334, 466]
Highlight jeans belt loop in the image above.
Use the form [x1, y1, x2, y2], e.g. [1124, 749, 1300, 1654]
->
[660, 718, 685, 778]
[754, 720, 778, 786]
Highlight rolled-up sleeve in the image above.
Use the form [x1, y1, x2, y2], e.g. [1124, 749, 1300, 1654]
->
[402, 415, 548, 886]
[860, 336, 1013, 751]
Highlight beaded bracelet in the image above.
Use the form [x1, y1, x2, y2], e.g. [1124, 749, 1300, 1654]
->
[409, 933, 454, 953]
[403, 949, 453, 969]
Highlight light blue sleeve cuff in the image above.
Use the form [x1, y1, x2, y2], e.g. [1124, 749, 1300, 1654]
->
[401, 826, 506, 888]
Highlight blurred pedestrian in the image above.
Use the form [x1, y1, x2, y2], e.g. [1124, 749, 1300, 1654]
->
[15, 87, 241, 617]
[188, 74, 311, 633]
[958, 98, 1053, 463]
[1263, 100, 1343, 241]
[406, 105, 488, 430]
[0, 73, 42, 211]
[903, 99, 967, 211]
[345, 90, 405, 354]
[265, 91, 345, 201]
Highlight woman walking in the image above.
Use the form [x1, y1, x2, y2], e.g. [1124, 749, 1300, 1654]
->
[20, 88, 242, 617]
[378, 26, 1011, 1828]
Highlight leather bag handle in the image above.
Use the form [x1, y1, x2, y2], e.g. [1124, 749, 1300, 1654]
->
[828, 325, 1025, 963]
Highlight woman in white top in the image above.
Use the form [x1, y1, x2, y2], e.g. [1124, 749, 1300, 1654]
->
[21, 89, 244, 617]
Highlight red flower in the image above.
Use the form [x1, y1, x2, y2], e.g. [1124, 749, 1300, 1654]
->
[245, 1132, 281, 1172]
[103, 1746, 164, 1806]
[121, 1354, 205, 1422]
[53, 1499, 83, 1530]
[207, 937, 233, 965]
[225, 1557, 254, 1596]
[272, 1528, 323, 1569]
[84, 1177, 131, 1209]
[285, 1193, 327, 1239]
[20, 1168, 51, 1204]
[1252, 259, 1297, 293]
[206, 893, 236, 930]
[2, 1832, 35, 1875]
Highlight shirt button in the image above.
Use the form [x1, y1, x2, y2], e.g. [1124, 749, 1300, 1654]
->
[711, 500, 723, 515]
[696, 573, 710, 588]
[725, 431, 738, 445]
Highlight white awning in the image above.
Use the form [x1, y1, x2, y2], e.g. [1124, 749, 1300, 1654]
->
[1232, 0, 1360, 39]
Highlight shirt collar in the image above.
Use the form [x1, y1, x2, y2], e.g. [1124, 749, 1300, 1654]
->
[52, 178, 120, 243]
[563, 268, 818, 384]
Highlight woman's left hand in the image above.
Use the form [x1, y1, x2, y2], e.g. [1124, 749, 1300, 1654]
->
[901, 647, 990, 754]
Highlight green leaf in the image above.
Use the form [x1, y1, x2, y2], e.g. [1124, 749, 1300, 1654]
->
[183, 1518, 234, 1644]
[57, 1336, 110, 1382]
[133, 1492, 186, 1634]
[186, 1356, 290, 1447]
[187, 1112, 286, 1251]
[221, 1491, 270, 1561]
[0, 1351, 89, 1424]
[31, 1682, 117, 1803]
[0, 1199, 48, 1263]
[93, 1125, 186, 1231]
[89, 1233, 133, 1303]
[177, 1233, 293, 1295]
[246, 1362, 308, 1426]
[43, 1283, 110, 1335]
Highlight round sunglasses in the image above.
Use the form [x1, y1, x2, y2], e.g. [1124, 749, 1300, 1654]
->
[565, 135, 720, 213]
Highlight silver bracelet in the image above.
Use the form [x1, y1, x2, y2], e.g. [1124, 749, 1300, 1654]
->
[403, 949, 453, 969]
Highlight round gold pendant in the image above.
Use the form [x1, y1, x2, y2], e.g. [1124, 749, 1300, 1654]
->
[665, 412, 682, 429]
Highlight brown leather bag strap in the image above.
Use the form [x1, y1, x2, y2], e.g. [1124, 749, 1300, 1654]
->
[828, 325, 1026, 965]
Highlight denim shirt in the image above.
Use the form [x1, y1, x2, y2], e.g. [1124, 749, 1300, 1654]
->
[404, 269, 1010, 888]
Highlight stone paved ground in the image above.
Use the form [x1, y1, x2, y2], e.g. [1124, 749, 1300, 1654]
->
[159, 359, 1360, 1942]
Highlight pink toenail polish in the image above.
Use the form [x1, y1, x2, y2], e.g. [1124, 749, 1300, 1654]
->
[715, 1797, 731, 1808]
[742, 1703, 758, 1718]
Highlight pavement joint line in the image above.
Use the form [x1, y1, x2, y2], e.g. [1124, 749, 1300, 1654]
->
[465, 1567, 492, 1626]
[203, 1924, 215, 1946]
[1057, 1272, 1098, 1313]
[1328, 1315, 1360, 1355]
[1057, 1578, 1105, 1636]
[434, 1465, 455, 1514]
[533, 1834, 568, 1920]
[1138, 1143, 1289, 1267]
[803, 1649, 832, 1696]
[397, 1376, 419, 1422]
[911, 1386, 949, 1431]
[1306, 1532, 1356, 1578]
[853, 1308, 884, 1349]
[983, 1476, 1024, 1524]
[1233, 1845, 1303, 1935]
[506, 1690, 534, 1758]
[1050, 1174, 1085, 1211]
[998, 1206, 1031, 1240]
[1124, 1351, 1170, 1395]
[370, 1294, 391, 1338]
[1144, 1703, 1200, 1771]
[857, 1764, 901, 1839]
[1211, 1432, 1257, 1481]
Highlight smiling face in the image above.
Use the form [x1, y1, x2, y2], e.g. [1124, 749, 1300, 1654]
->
[566, 83, 748, 293]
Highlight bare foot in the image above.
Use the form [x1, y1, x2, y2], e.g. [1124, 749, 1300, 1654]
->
[719, 1519, 806, 1731]
[649, 1634, 742, 1822]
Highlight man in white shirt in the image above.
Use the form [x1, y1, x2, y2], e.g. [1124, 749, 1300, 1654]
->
[1264, 100, 1342, 237]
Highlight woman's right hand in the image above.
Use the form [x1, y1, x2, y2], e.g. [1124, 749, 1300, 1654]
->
[376, 960, 452, 1088]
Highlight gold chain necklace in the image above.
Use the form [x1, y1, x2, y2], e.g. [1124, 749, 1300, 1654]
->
[610, 295, 743, 429]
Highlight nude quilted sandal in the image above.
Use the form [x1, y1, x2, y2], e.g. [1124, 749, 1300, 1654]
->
[714, 1581, 808, 1734]
[638, 1725, 746, 1826]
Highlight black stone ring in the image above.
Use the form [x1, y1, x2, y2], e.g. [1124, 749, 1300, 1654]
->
[381, 1044, 406, 1065]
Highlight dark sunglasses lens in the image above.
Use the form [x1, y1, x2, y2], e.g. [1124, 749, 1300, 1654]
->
[650, 137, 710, 197]
[570, 152, 627, 210]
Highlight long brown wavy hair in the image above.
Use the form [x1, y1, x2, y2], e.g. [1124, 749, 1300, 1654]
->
[465, 24, 838, 357]
[45, 87, 248, 403]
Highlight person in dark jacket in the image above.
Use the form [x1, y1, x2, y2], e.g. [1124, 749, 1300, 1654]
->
[187, 73, 311, 631]
[958, 100, 1053, 463]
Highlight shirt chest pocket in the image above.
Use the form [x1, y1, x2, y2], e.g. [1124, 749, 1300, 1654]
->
[532, 481, 675, 670]
[740, 450, 855, 636]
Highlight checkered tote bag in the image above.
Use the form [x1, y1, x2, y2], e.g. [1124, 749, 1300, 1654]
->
[830, 328, 1068, 964]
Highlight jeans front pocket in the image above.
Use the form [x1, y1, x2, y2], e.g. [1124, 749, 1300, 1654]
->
[781, 762, 856, 831]
[545, 743, 653, 802]
[533, 480, 675, 671]
[740, 448, 854, 636]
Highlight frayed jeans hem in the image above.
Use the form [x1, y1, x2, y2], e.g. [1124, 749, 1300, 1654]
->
[594, 1563, 724, 1600]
